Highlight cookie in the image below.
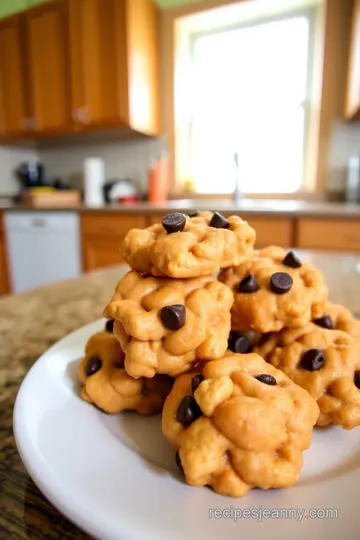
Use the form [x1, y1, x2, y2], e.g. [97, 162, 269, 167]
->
[218, 246, 328, 333]
[78, 331, 173, 414]
[254, 323, 360, 429]
[120, 211, 256, 278]
[313, 302, 360, 339]
[162, 353, 319, 497]
[103, 271, 234, 378]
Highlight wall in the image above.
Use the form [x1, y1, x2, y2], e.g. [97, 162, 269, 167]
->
[0, 0, 44, 18]
[37, 138, 163, 194]
[0, 146, 38, 195]
[0, 0, 200, 18]
[328, 121, 360, 192]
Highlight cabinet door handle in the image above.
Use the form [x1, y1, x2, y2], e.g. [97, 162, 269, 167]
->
[72, 109, 79, 123]
[29, 118, 37, 131]
[77, 106, 88, 124]
[22, 117, 30, 131]
[31, 218, 46, 227]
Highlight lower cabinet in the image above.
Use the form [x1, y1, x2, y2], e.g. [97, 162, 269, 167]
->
[297, 219, 360, 252]
[81, 213, 147, 272]
[0, 238, 10, 295]
[247, 218, 293, 248]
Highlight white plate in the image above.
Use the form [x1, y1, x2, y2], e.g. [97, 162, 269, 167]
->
[14, 320, 360, 540]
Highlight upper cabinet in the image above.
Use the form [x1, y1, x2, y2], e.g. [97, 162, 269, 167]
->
[0, 0, 160, 142]
[25, 0, 73, 134]
[69, 0, 129, 128]
[0, 15, 28, 136]
[345, 0, 360, 119]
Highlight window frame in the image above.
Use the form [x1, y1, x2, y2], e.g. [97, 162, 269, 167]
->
[177, 6, 318, 195]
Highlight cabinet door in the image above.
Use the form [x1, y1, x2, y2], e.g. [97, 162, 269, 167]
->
[345, 0, 360, 119]
[25, 0, 73, 133]
[69, 0, 129, 128]
[82, 239, 125, 272]
[0, 16, 28, 137]
[0, 239, 10, 295]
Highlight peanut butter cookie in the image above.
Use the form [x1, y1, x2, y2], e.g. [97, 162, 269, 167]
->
[78, 331, 173, 414]
[255, 323, 360, 429]
[103, 271, 234, 378]
[162, 353, 319, 497]
[313, 302, 360, 340]
[120, 211, 256, 278]
[218, 246, 328, 333]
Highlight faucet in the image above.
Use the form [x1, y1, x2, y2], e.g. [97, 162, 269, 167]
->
[233, 152, 242, 203]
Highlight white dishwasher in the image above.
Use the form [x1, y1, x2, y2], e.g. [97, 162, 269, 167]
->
[5, 211, 82, 293]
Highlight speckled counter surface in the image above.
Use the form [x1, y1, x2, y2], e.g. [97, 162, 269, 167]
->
[1, 253, 360, 539]
[2, 199, 360, 218]
[0, 265, 127, 540]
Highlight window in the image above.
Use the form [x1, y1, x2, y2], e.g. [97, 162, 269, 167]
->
[175, 9, 316, 194]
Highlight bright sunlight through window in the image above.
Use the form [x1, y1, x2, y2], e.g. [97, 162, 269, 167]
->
[187, 15, 311, 194]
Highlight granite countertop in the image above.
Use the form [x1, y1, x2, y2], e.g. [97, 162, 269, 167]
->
[2, 198, 360, 218]
[1, 252, 360, 538]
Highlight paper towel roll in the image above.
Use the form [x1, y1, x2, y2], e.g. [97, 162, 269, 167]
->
[84, 158, 105, 205]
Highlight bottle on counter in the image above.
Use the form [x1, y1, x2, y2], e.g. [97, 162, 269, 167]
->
[148, 151, 169, 203]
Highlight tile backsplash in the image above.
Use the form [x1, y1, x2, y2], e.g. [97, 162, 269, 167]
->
[328, 120, 360, 192]
[0, 120, 360, 197]
[0, 145, 39, 195]
[39, 137, 162, 194]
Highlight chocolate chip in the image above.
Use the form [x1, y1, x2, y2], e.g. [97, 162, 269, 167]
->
[354, 371, 360, 389]
[282, 251, 302, 269]
[191, 374, 204, 393]
[228, 331, 252, 353]
[209, 212, 230, 229]
[85, 356, 102, 377]
[270, 272, 293, 294]
[187, 210, 199, 217]
[105, 319, 114, 333]
[162, 213, 186, 234]
[300, 349, 325, 371]
[175, 451, 183, 472]
[237, 274, 259, 293]
[255, 374, 277, 385]
[160, 304, 186, 330]
[313, 315, 333, 329]
[176, 396, 201, 425]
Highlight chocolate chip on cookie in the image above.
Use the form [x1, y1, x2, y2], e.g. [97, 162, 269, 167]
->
[85, 356, 102, 377]
[175, 451, 184, 472]
[162, 213, 186, 234]
[177, 396, 202, 425]
[300, 349, 325, 371]
[228, 331, 252, 353]
[354, 371, 360, 389]
[282, 251, 302, 269]
[105, 319, 114, 333]
[270, 272, 293, 294]
[313, 315, 333, 329]
[255, 374, 277, 385]
[187, 210, 199, 217]
[160, 304, 186, 330]
[237, 274, 259, 293]
[191, 374, 204, 393]
[209, 212, 230, 229]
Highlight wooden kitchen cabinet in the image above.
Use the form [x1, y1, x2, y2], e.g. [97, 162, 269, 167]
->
[25, 0, 73, 134]
[298, 218, 360, 252]
[0, 15, 28, 138]
[69, 0, 160, 134]
[81, 213, 147, 271]
[248, 218, 293, 248]
[345, 0, 360, 119]
[0, 0, 160, 141]
[0, 215, 10, 296]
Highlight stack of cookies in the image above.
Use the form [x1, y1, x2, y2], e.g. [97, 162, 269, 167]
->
[78, 211, 360, 499]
